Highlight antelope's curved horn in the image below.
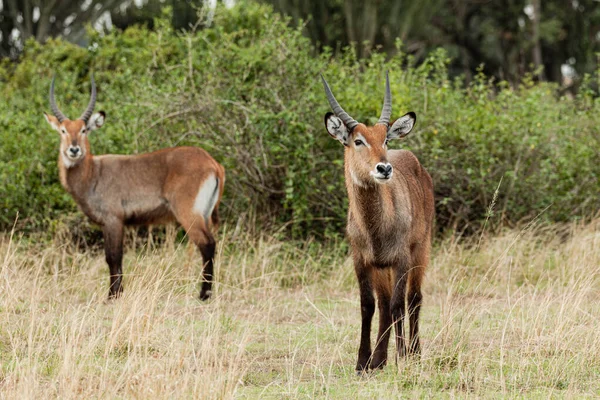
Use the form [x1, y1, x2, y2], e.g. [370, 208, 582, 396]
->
[79, 74, 96, 123]
[321, 74, 358, 132]
[377, 71, 392, 127]
[49, 76, 67, 123]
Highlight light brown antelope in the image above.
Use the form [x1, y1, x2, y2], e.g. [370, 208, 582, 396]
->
[321, 72, 434, 371]
[44, 75, 224, 300]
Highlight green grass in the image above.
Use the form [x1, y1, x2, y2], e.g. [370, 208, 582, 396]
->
[1, 220, 600, 398]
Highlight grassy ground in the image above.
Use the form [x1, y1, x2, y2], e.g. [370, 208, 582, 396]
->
[1, 220, 599, 399]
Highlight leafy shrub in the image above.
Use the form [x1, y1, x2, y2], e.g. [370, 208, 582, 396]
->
[0, 1, 598, 238]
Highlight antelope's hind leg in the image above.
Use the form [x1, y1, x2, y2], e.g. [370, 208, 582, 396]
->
[169, 176, 220, 301]
[177, 213, 216, 301]
[408, 243, 429, 356]
[103, 220, 124, 299]
[391, 263, 409, 360]
[196, 228, 216, 301]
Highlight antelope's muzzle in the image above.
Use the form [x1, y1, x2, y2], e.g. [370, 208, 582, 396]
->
[372, 162, 393, 182]
[68, 145, 81, 158]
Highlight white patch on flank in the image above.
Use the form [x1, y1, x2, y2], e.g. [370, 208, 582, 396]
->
[193, 174, 219, 221]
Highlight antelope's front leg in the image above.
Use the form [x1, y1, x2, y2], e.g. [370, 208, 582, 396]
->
[355, 260, 375, 372]
[371, 281, 392, 369]
[103, 221, 124, 299]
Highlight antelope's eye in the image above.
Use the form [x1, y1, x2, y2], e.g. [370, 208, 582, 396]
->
[384, 139, 389, 146]
[354, 139, 364, 147]
[61, 128, 66, 134]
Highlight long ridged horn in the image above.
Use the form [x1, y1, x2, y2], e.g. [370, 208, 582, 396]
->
[320, 74, 358, 132]
[377, 71, 392, 126]
[79, 74, 96, 123]
[49, 76, 67, 123]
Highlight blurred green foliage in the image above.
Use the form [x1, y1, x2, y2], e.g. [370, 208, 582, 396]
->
[0, 2, 598, 238]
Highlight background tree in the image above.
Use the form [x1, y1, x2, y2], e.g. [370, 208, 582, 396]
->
[261, 0, 600, 86]
[0, 0, 125, 58]
[0, 0, 214, 59]
[111, 0, 212, 32]
[1, 0, 599, 85]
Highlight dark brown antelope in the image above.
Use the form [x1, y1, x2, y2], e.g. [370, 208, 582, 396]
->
[321, 72, 434, 371]
[44, 75, 225, 300]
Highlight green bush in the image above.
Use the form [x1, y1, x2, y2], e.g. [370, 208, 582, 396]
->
[0, 1, 598, 238]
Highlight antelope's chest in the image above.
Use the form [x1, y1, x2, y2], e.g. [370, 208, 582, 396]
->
[346, 204, 411, 267]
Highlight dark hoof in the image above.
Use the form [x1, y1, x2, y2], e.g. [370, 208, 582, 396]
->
[356, 369, 369, 377]
[199, 290, 212, 301]
[108, 288, 123, 300]
[370, 359, 387, 370]
[355, 357, 370, 372]
[355, 364, 371, 377]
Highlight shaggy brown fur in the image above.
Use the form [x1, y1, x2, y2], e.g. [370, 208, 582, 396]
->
[45, 113, 224, 300]
[326, 118, 434, 371]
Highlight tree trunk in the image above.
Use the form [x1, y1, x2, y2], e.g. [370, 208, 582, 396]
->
[343, 0, 380, 58]
[531, 0, 545, 80]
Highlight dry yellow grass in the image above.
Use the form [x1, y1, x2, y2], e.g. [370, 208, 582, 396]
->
[1, 220, 599, 398]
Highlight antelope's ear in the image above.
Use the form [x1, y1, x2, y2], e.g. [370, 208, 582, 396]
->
[44, 113, 60, 131]
[324, 112, 349, 146]
[87, 111, 106, 131]
[387, 112, 416, 140]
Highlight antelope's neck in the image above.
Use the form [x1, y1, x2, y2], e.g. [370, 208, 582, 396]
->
[344, 161, 412, 235]
[59, 154, 96, 200]
[347, 178, 395, 222]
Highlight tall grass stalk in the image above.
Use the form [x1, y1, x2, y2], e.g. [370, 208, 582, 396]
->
[1, 220, 599, 397]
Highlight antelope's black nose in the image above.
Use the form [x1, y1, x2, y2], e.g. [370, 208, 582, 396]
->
[68, 146, 81, 157]
[376, 163, 393, 177]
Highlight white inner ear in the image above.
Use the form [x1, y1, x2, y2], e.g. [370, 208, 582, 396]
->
[388, 114, 415, 138]
[326, 115, 348, 144]
[88, 112, 105, 131]
[44, 114, 60, 131]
